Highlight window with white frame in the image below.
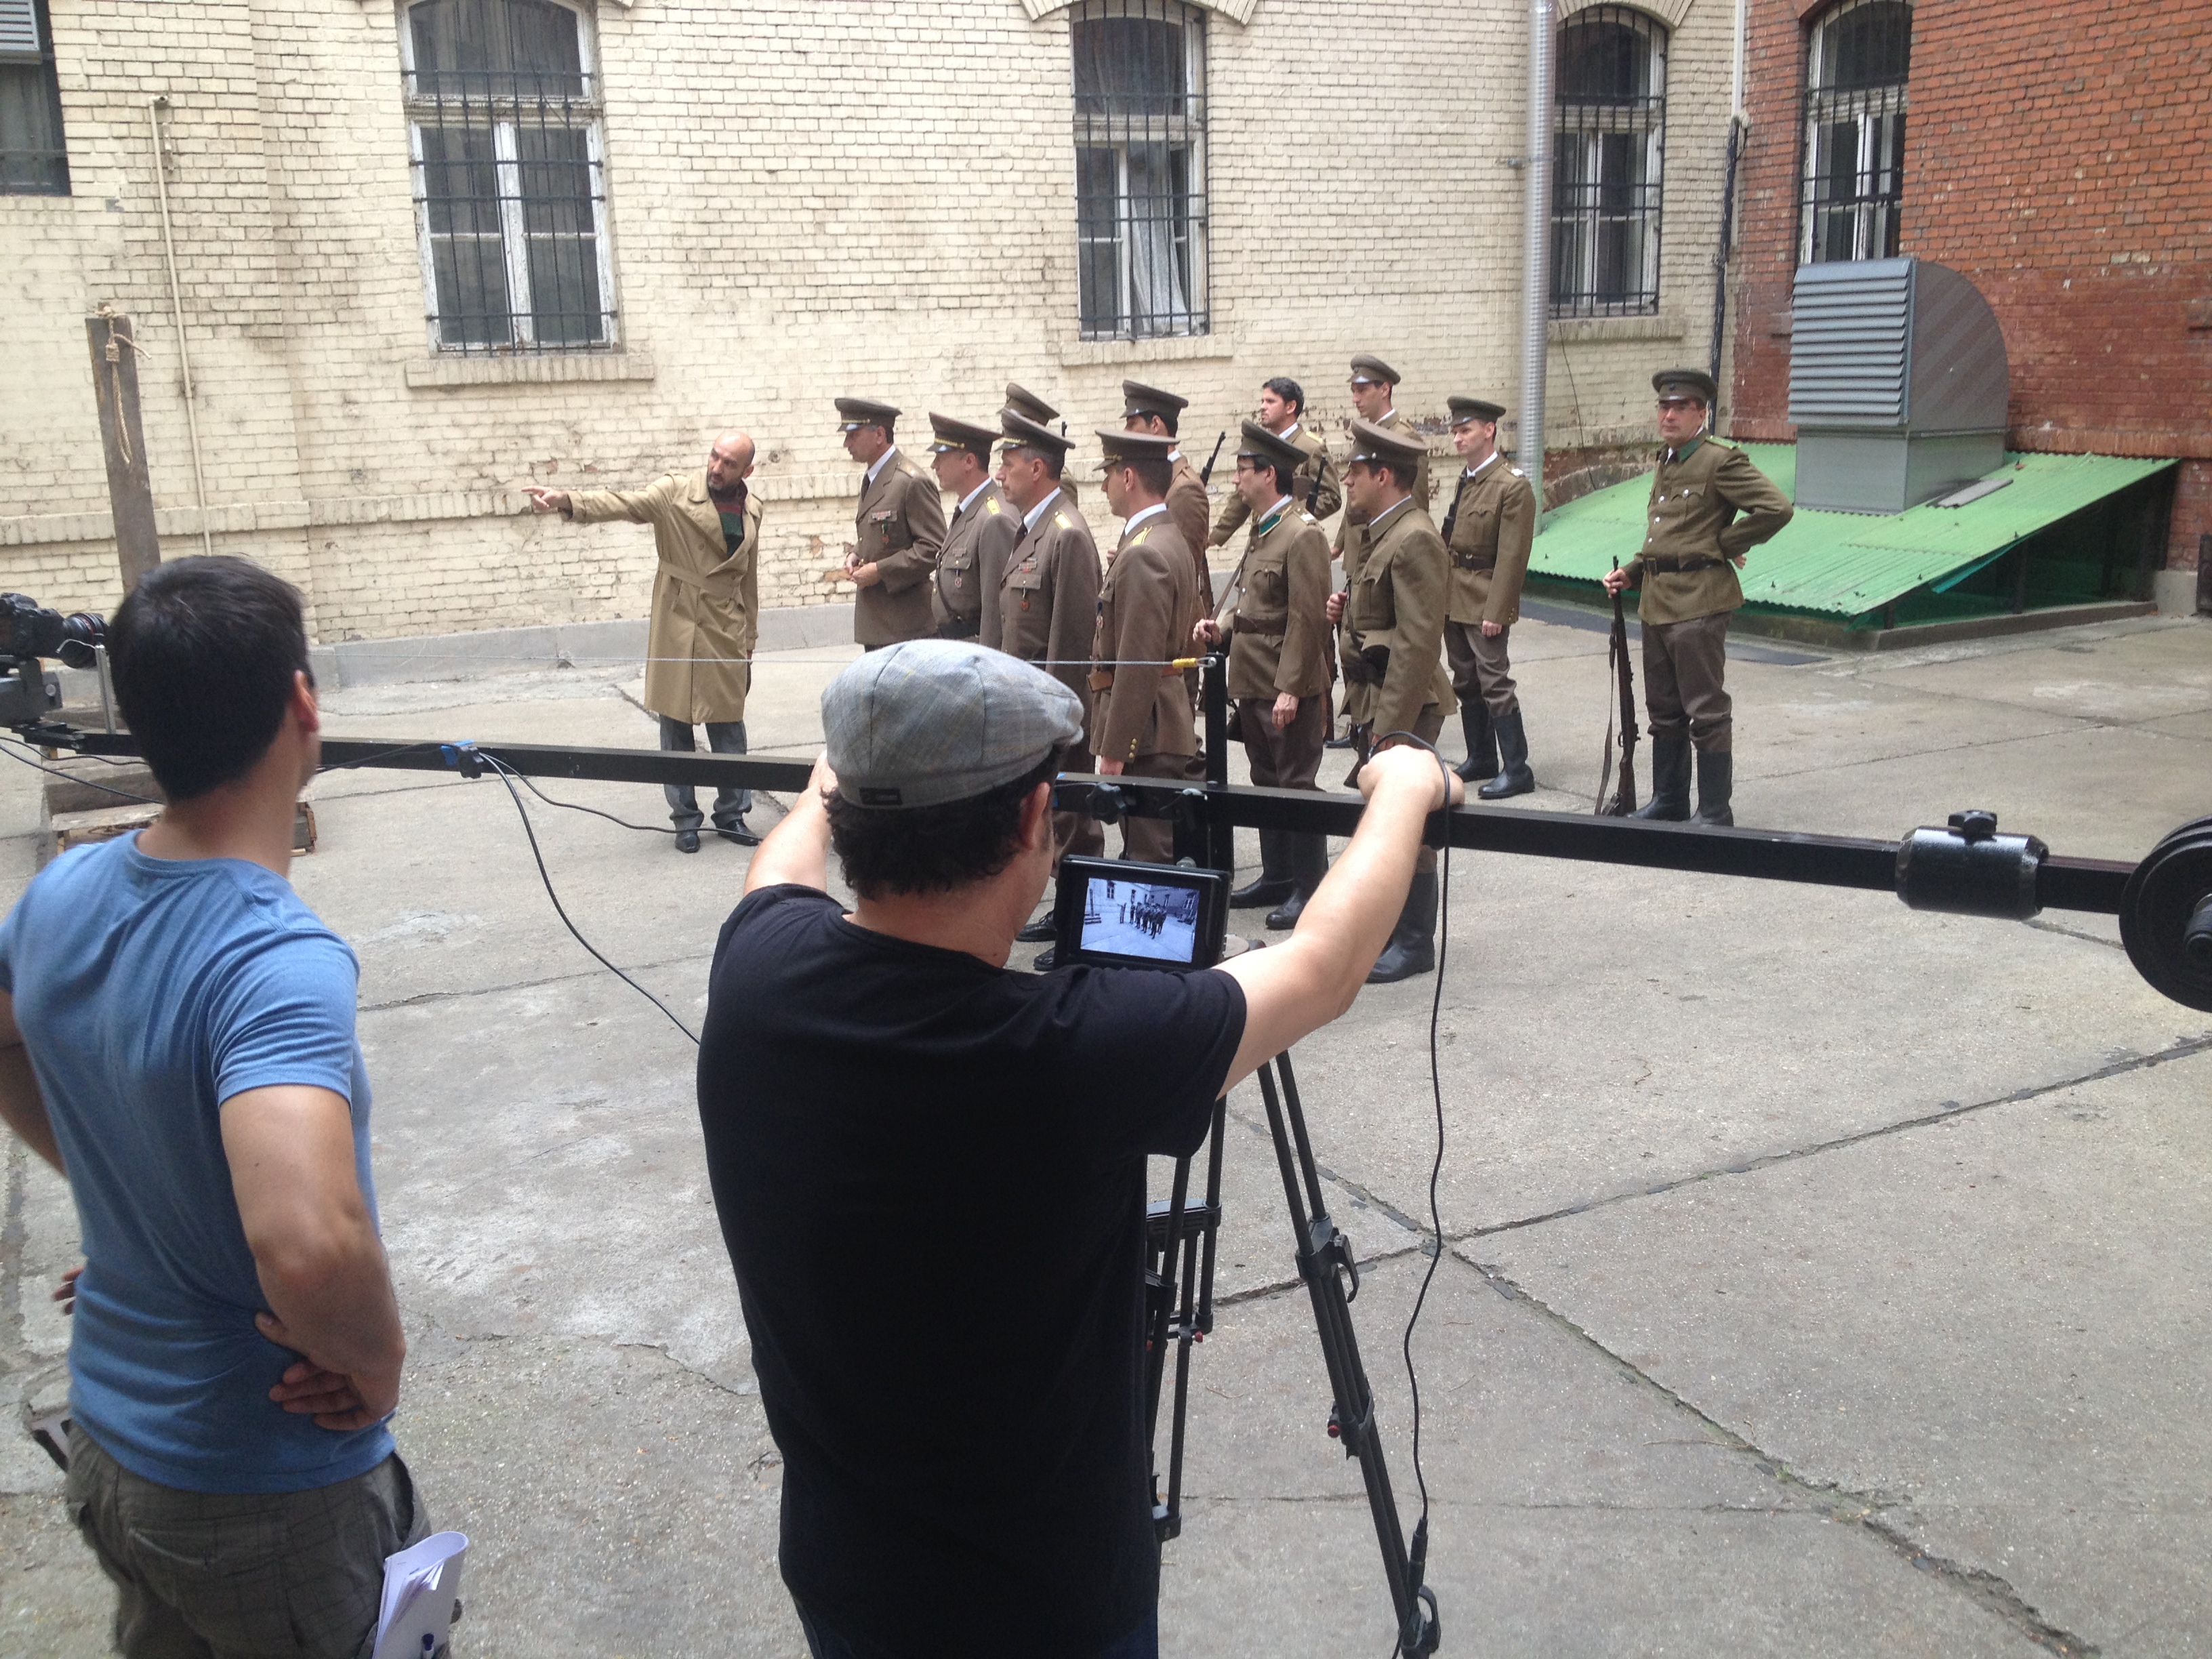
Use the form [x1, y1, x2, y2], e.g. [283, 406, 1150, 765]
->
[0, 0, 70, 196]
[1071, 0, 1208, 340]
[400, 0, 615, 352]
[1801, 0, 1910, 264]
[1551, 5, 1667, 317]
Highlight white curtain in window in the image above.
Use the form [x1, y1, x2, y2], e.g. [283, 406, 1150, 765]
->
[1123, 145, 1187, 328]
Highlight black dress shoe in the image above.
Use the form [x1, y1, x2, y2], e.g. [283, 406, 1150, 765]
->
[1476, 769, 1534, 800]
[714, 819, 760, 846]
[1323, 733, 1355, 750]
[1228, 876, 1296, 909]
[1264, 888, 1310, 931]
[1016, 917, 1057, 943]
[674, 829, 701, 853]
[1031, 946, 1060, 971]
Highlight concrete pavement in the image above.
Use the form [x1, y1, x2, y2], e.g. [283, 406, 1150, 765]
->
[3, 611, 2208, 1656]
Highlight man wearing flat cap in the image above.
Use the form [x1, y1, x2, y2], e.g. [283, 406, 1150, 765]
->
[994, 410, 1105, 933]
[697, 637, 1458, 1659]
[1601, 368, 1793, 825]
[1208, 376, 1340, 550]
[1091, 428, 1202, 870]
[1331, 354, 1431, 749]
[1439, 396, 1540, 797]
[527, 430, 761, 852]
[1004, 383, 1078, 505]
[927, 414, 1022, 643]
[1326, 419, 1457, 982]
[833, 398, 947, 649]
[1193, 422, 1335, 928]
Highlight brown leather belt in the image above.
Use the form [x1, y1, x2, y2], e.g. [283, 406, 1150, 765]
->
[1231, 615, 1285, 636]
[1088, 665, 1183, 691]
[936, 619, 979, 640]
[1642, 555, 1726, 574]
[1450, 553, 1496, 572]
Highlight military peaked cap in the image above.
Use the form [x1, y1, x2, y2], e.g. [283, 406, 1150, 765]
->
[1120, 380, 1189, 422]
[835, 396, 901, 432]
[1003, 383, 1062, 426]
[1236, 419, 1306, 478]
[1448, 396, 1507, 424]
[1345, 417, 1425, 473]
[1652, 367, 1718, 405]
[927, 413, 999, 458]
[1000, 409, 1071, 458]
[1097, 428, 1178, 470]
[1348, 353, 1401, 386]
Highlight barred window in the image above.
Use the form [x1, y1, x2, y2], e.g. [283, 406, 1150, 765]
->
[1071, 0, 1208, 340]
[400, 0, 615, 353]
[1801, 0, 1910, 264]
[1, 0, 70, 196]
[1551, 5, 1666, 318]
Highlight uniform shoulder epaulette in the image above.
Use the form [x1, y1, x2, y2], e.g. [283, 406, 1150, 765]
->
[1054, 512, 1071, 530]
[1131, 528, 1149, 544]
[1300, 511, 1317, 525]
[985, 497, 1002, 514]
[1508, 466, 1525, 478]
[1709, 436, 1740, 451]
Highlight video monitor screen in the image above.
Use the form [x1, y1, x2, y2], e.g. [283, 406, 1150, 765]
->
[1079, 876, 1204, 965]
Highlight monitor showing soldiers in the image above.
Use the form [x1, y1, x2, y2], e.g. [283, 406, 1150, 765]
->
[1080, 876, 1203, 965]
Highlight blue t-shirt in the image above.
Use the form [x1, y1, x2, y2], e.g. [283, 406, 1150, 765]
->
[0, 834, 393, 1494]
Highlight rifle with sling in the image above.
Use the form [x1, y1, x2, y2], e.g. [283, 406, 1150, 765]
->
[1199, 430, 1228, 485]
[1596, 557, 1640, 816]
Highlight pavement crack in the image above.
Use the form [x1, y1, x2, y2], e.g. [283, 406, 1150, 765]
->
[611, 1340, 757, 1400]
[360, 952, 713, 1014]
[1222, 1100, 1430, 1237]
[1462, 1028, 2212, 1244]
[2022, 917, 2127, 951]
[1465, 1258, 2101, 1656]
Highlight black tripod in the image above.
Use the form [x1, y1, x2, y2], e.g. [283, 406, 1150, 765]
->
[1142, 1048, 1441, 1656]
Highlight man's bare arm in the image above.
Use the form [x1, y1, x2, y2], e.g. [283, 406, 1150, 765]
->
[743, 754, 836, 897]
[1218, 747, 1459, 1090]
[0, 991, 62, 1172]
[222, 1085, 406, 1431]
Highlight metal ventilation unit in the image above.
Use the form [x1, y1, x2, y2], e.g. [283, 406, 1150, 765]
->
[1788, 258, 2010, 514]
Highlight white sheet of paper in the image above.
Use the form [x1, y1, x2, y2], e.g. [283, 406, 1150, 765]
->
[371, 1530, 468, 1659]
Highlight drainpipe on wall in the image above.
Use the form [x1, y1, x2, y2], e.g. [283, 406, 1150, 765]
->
[1708, 0, 1752, 405]
[1519, 0, 1556, 513]
[148, 96, 214, 559]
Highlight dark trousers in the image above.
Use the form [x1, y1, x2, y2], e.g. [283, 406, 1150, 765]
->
[1052, 739, 1105, 869]
[1237, 692, 1326, 791]
[1442, 619, 1519, 717]
[798, 1602, 1158, 1659]
[658, 716, 751, 829]
[1118, 750, 1206, 864]
[1641, 613, 1732, 752]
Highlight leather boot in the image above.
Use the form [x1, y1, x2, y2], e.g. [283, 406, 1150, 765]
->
[1631, 734, 1692, 821]
[1477, 706, 1536, 799]
[1691, 748, 1734, 827]
[1230, 830, 1296, 909]
[1366, 869, 1438, 983]
[1265, 833, 1330, 931]
[1453, 703, 1498, 783]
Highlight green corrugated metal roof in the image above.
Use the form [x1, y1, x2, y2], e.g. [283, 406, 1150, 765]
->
[1529, 444, 2175, 620]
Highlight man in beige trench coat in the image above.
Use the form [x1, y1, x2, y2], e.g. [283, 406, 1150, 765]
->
[527, 431, 762, 852]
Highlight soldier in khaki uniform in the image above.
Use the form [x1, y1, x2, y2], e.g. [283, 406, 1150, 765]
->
[1003, 383, 1076, 506]
[1601, 368, 1794, 825]
[925, 413, 1021, 643]
[1090, 428, 1201, 870]
[527, 430, 762, 853]
[1439, 396, 1540, 798]
[1120, 380, 1216, 610]
[995, 411, 1106, 965]
[832, 397, 947, 649]
[1193, 422, 1334, 930]
[1330, 354, 1432, 749]
[1325, 419, 1456, 982]
[1208, 376, 1341, 549]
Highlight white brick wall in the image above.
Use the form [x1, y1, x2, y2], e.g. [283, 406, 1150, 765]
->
[1, 0, 1734, 640]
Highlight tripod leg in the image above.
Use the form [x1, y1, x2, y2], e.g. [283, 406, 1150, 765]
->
[1158, 1103, 1228, 1544]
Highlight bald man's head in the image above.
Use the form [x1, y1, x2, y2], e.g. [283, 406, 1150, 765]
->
[707, 430, 756, 494]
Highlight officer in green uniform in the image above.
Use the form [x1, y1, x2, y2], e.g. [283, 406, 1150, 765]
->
[833, 398, 947, 650]
[1325, 419, 1456, 982]
[1439, 395, 1539, 796]
[926, 413, 1021, 642]
[1192, 421, 1334, 929]
[1601, 368, 1793, 825]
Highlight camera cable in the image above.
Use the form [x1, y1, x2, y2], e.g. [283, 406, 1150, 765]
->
[0, 736, 163, 804]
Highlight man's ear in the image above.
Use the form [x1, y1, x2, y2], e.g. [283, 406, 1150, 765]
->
[1022, 779, 1056, 851]
[291, 670, 321, 737]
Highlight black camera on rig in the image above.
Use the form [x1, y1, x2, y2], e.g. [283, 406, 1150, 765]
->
[1050, 855, 1229, 972]
[0, 593, 107, 730]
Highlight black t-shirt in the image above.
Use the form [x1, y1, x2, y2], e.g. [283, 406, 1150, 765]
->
[698, 886, 1247, 1656]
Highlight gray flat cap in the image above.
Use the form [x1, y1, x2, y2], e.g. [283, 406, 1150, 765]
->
[822, 640, 1084, 809]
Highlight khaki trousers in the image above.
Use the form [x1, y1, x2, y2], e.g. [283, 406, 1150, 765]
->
[1236, 693, 1326, 792]
[1442, 621, 1519, 718]
[1641, 612, 1732, 753]
[1116, 750, 1206, 864]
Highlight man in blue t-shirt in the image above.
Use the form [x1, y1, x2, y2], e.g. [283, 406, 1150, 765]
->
[0, 559, 428, 1657]
[698, 636, 1460, 1658]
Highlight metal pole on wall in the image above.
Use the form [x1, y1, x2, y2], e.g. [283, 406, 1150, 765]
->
[1519, 0, 1556, 516]
[85, 311, 161, 590]
[148, 96, 214, 560]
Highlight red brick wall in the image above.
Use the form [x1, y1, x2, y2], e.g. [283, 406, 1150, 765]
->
[1727, 0, 2212, 569]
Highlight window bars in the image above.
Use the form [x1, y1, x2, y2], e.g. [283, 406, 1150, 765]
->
[0, 0, 70, 195]
[1071, 0, 1209, 340]
[402, 0, 615, 353]
[1551, 5, 1666, 318]
[1801, 0, 1910, 264]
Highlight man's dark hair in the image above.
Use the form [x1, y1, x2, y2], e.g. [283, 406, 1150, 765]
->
[826, 752, 1057, 900]
[1114, 455, 1174, 498]
[108, 558, 312, 801]
[1134, 409, 1180, 438]
[1263, 375, 1305, 417]
[1250, 454, 1297, 500]
[1013, 443, 1065, 480]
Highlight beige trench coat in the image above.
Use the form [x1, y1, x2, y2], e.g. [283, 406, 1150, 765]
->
[569, 470, 760, 724]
